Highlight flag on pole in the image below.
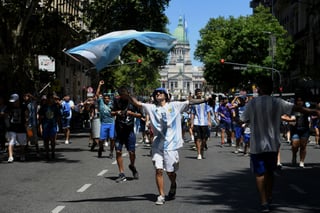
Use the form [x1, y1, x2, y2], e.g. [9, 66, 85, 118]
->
[65, 30, 176, 71]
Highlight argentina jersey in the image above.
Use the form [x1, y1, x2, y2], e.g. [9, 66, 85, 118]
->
[142, 101, 188, 151]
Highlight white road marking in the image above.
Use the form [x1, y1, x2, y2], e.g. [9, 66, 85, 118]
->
[77, 184, 92, 192]
[97, 169, 108, 176]
[289, 184, 307, 194]
[51, 205, 65, 213]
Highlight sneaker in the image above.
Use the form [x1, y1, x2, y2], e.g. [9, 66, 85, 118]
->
[299, 162, 305, 168]
[7, 157, 14, 163]
[155, 195, 165, 205]
[65, 140, 69, 144]
[168, 183, 176, 200]
[233, 150, 239, 154]
[197, 154, 202, 160]
[261, 203, 270, 212]
[129, 164, 139, 179]
[277, 163, 282, 169]
[115, 173, 127, 183]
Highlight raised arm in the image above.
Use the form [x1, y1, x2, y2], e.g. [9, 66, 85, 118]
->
[127, 95, 143, 108]
[95, 80, 104, 99]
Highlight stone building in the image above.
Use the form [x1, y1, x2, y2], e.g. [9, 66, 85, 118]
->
[159, 16, 206, 100]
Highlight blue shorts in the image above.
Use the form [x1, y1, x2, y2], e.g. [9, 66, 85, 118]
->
[219, 120, 232, 131]
[115, 130, 136, 152]
[291, 127, 309, 140]
[243, 133, 250, 144]
[234, 125, 244, 139]
[100, 123, 115, 140]
[61, 118, 71, 129]
[42, 127, 58, 139]
[250, 152, 277, 176]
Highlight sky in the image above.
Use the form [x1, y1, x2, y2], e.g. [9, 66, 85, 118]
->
[165, 0, 253, 66]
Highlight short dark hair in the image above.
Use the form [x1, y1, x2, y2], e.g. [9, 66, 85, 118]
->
[195, 88, 202, 94]
[257, 76, 273, 95]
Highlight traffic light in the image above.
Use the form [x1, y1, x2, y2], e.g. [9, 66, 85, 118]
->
[279, 86, 283, 93]
[137, 58, 142, 64]
[220, 59, 225, 64]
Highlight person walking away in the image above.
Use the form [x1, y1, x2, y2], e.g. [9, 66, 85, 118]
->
[0, 96, 8, 153]
[190, 88, 211, 160]
[282, 96, 311, 168]
[95, 80, 115, 158]
[6, 94, 29, 162]
[111, 86, 141, 182]
[311, 101, 320, 148]
[23, 93, 39, 156]
[217, 96, 232, 147]
[231, 94, 247, 153]
[60, 95, 74, 144]
[240, 77, 320, 212]
[128, 87, 208, 205]
[38, 94, 61, 160]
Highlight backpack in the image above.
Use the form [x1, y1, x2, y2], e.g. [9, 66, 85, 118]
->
[62, 102, 71, 118]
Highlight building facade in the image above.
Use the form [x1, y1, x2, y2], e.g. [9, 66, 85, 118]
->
[159, 16, 206, 100]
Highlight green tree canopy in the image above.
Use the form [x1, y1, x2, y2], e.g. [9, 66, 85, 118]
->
[194, 5, 294, 92]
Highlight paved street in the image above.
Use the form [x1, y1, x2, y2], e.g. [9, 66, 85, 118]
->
[0, 131, 320, 213]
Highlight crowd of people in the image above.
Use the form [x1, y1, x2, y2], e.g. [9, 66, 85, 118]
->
[1, 77, 320, 212]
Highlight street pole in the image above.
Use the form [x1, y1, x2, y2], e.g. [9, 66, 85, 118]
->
[220, 60, 282, 87]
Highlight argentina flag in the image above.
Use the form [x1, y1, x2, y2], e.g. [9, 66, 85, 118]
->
[65, 30, 176, 71]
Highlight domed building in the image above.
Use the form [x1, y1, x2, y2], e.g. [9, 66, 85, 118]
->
[159, 16, 206, 99]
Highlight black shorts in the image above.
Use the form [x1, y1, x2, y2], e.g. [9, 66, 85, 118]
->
[193, 125, 209, 140]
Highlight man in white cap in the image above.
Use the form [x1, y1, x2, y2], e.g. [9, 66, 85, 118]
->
[128, 88, 207, 205]
[7, 93, 29, 162]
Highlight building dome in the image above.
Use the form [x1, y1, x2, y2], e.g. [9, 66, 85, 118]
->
[173, 16, 188, 44]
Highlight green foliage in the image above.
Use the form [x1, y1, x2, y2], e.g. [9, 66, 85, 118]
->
[85, 0, 171, 95]
[0, 0, 171, 95]
[194, 5, 294, 91]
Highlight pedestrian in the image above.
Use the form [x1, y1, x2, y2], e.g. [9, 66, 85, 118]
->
[112, 86, 141, 182]
[311, 101, 320, 148]
[282, 96, 311, 168]
[230, 93, 247, 153]
[23, 93, 39, 155]
[6, 93, 28, 162]
[190, 88, 211, 160]
[38, 94, 61, 160]
[95, 80, 115, 158]
[240, 77, 320, 212]
[128, 87, 207, 205]
[0, 96, 8, 153]
[60, 95, 75, 144]
[217, 96, 232, 147]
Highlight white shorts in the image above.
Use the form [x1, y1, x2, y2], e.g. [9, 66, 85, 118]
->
[152, 149, 179, 172]
[6, 131, 27, 146]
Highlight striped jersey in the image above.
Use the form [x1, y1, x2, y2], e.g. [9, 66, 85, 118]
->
[190, 102, 210, 126]
[142, 101, 189, 151]
[240, 95, 293, 154]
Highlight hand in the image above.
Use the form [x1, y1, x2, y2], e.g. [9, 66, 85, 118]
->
[99, 80, 104, 85]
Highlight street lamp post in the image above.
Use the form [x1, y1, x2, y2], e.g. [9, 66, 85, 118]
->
[220, 60, 282, 89]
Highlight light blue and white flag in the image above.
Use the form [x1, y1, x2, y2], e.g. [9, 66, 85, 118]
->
[65, 30, 176, 71]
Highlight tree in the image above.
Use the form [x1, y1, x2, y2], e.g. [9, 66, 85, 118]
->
[0, 0, 85, 94]
[84, 0, 171, 94]
[194, 5, 294, 92]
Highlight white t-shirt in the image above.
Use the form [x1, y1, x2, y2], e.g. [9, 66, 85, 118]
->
[142, 101, 189, 151]
[241, 95, 293, 154]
